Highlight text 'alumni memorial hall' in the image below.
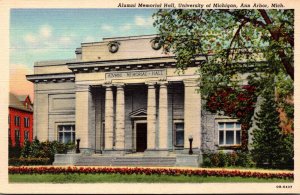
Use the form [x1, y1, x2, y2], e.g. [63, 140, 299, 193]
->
[27, 35, 242, 166]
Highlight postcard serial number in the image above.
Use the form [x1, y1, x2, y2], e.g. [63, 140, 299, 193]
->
[276, 185, 292, 189]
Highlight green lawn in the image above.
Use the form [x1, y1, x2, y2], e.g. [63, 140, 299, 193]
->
[9, 173, 293, 183]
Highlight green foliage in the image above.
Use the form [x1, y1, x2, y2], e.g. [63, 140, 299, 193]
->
[235, 151, 254, 167]
[251, 80, 294, 169]
[8, 138, 15, 158]
[30, 137, 41, 157]
[202, 151, 253, 168]
[9, 138, 22, 159]
[280, 133, 294, 169]
[275, 71, 294, 122]
[21, 140, 31, 158]
[153, 9, 294, 81]
[25, 140, 71, 163]
[153, 9, 294, 131]
[9, 137, 74, 165]
[9, 157, 51, 166]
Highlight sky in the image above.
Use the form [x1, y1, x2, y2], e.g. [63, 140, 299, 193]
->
[10, 9, 158, 99]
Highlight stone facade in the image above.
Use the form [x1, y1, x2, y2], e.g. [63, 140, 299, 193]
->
[27, 35, 242, 158]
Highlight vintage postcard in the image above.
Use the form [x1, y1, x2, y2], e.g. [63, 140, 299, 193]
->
[0, 0, 299, 194]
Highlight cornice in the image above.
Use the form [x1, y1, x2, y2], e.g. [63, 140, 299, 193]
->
[26, 73, 75, 83]
[67, 56, 206, 74]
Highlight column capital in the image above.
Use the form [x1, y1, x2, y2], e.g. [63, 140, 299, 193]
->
[103, 84, 113, 89]
[145, 81, 157, 86]
[158, 81, 168, 87]
[114, 83, 125, 89]
[76, 84, 90, 92]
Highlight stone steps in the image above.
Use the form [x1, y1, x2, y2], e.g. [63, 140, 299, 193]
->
[75, 155, 176, 167]
[76, 156, 115, 166]
[112, 157, 176, 167]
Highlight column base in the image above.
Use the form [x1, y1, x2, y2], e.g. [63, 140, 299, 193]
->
[144, 149, 169, 156]
[80, 148, 94, 155]
[53, 153, 82, 165]
[175, 154, 202, 167]
[102, 149, 126, 156]
[183, 148, 200, 155]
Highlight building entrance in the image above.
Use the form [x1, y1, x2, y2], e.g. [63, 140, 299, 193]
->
[136, 123, 147, 152]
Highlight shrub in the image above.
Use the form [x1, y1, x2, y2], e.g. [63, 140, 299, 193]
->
[30, 137, 41, 157]
[211, 153, 220, 167]
[202, 153, 213, 167]
[218, 151, 229, 167]
[23, 139, 72, 163]
[9, 157, 51, 166]
[235, 151, 254, 167]
[21, 140, 31, 158]
[9, 137, 74, 165]
[9, 138, 22, 158]
[202, 151, 253, 168]
[228, 152, 238, 166]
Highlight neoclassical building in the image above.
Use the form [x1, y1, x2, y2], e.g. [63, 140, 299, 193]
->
[27, 35, 243, 164]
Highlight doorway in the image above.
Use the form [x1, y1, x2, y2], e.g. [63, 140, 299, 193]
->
[136, 123, 147, 152]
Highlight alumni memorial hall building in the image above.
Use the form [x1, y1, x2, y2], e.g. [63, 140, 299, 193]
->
[27, 35, 242, 166]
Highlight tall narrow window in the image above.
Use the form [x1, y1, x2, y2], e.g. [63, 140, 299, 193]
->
[14, 116, 20, 126]
[24, 131, 29, 141]
[15, 130, 20, 142]
[218, 122, 241, 146]
[58, 125, 75, 144]
[24, 117, 29, 128]
[174, 122, 184, 146]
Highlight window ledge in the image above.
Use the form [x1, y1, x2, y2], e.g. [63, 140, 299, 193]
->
[218, 145, 242, 150]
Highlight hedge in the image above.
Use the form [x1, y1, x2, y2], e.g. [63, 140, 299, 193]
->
[9, 158, 51, 166]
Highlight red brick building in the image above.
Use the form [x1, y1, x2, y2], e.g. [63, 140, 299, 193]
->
[9, 93, 33, 146]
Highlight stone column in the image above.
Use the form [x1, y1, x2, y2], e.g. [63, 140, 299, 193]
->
[115, 83, 125, 151]
[158, 81, 168, 151]
[183, 79, 201, 151]
[104, 85, 114, 150]
[146, 82, 156, 150]
[75, 84, 93, 153]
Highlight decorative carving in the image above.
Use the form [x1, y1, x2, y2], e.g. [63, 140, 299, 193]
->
[150, 38, 162, 50]
[108, 41, 120, 53]
[104, 81, 112, 85]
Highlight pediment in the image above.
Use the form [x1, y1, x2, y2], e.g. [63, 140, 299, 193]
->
[129, 108, 147, 118]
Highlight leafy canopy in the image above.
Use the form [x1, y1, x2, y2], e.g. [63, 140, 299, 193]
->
[153, 9, 294, 101]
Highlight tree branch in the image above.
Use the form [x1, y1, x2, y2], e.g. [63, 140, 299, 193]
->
[224, 10, 294, 48]
[225, 20, 248, 66]
[258, 9, 294, 80]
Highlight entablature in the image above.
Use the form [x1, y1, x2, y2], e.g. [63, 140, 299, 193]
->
[67, 56, 206, 74]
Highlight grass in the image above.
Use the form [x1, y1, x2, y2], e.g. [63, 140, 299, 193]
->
[9, 173, 293, 183]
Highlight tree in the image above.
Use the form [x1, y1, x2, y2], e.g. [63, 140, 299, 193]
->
[153, 9, 294, 149]
[13, 138, 22, 158]
[30, 136, 41, 158]
[251, 78, 293, 169]
[21, 140, 32, 158]
[153, 9, 293, 80]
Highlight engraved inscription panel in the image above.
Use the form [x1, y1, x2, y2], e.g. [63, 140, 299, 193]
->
[105, 69, 166, 81]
